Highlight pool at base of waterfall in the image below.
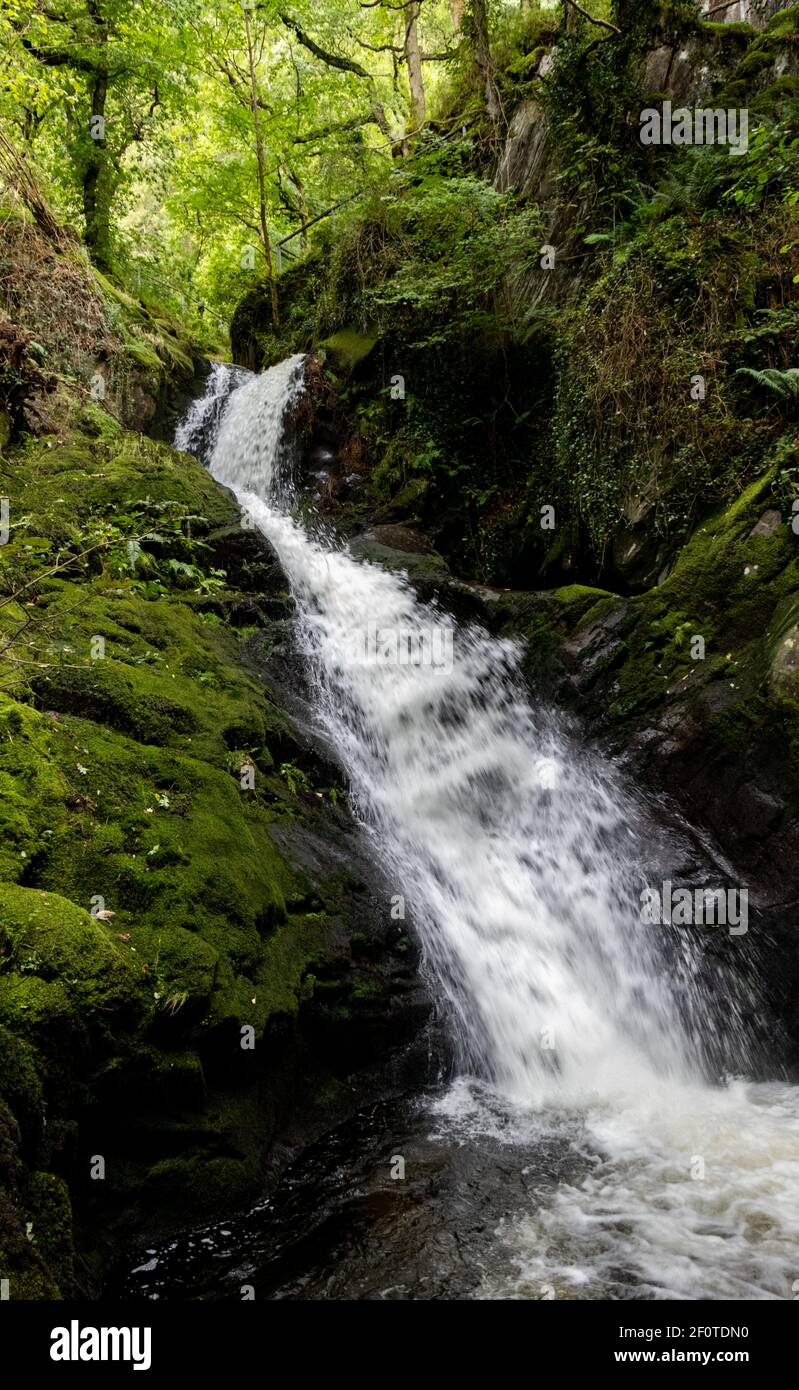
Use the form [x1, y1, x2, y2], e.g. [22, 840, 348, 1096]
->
[110, 1073, 799, 1302]
[108, 1083, 596, 1302]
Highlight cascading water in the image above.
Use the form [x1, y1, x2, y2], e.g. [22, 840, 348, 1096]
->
[170, 356, 799, 1301]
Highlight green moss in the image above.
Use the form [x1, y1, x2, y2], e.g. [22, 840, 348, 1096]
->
[751, 75, 799, 113]
[762, 3, 799, 41]
[717, 3, 799, 109]
[25, 1171, 74, 1289]
[577, 595, 625, 631]
[30, 664, 198, 744]
[0, 418, 363, 1292]
[253, 911, 334, 1019]
[349, 535, 449, 579]
[0, 1025, 43, 1157]
[142, 1153, 255, 1215]
[0, 1198, 61, 1299]
[733, 48, 773, 80]
[0, 885, 145, 1068]
[553, 584, 617, 623]
[319, 328, 378, 376]
[76, 403, 122, 441]
[539, 472, 799, 789]
[124, 339, 163, 374]
[701, 20, 756, 40]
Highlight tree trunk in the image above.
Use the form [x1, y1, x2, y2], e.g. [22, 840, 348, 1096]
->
[468, 0, 500, 125]
[450, 0, 464, 30]
[82, 69, 112, 269]
[244, 8, 279, 332]
[404, 2, 426, 133]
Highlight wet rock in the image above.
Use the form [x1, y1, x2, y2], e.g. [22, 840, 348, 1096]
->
[349, 529, 450, 581]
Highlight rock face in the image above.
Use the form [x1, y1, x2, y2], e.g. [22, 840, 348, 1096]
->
[0, 425, 431, 1297]
[710, 2, 794, 24]
[0, 211, 212, 447]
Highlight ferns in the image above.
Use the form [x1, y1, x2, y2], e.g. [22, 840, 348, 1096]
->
[735, 366, 799, 400]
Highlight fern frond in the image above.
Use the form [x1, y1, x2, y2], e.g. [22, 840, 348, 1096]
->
[735, 367, 799, 400]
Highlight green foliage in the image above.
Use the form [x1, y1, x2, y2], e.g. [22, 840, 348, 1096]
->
[735, 366, 799, 402]
[540, 20, 645, 219]
[0, 0, 474, 323]
[361, 172, 543, 347]
[724, 119, 799, 210]
[280, 761, 310, 795]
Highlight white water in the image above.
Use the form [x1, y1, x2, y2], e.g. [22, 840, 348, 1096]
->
[178, 357, 799, 1301]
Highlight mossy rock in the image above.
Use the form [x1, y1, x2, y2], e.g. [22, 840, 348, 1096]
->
[319, 328, 378, 377]
[553, 584, 617, 624]
[30, 665, 198, 745]
[0, 884, 146, 1041]
[0, 1186, 61, 1299]
[76, 403, 122, 441]
[349, 534, 450, 580]
[92, 1046, 207, 1115]
[0, 412, 421, 1294]
[0, 1025, 45, 1158]
[142, 1153, 256, 1215]
[24, 1171, 74, 1291]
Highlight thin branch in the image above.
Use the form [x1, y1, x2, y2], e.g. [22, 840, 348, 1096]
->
[563, 0, 621, 34]
[352, 34, 403, 54]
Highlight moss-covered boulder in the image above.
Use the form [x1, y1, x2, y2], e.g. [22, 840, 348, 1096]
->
[0, 424, 427, 1297]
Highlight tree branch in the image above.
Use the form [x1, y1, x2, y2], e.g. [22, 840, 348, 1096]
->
[293, 113, 375, 144]
[279, 13, 371, 77]
[21, 39, 100, 74]
[352, 34, 403, 54]
[563, 0, 621, 34]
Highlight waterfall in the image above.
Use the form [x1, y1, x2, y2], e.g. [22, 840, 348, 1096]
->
[174, 356, 799, 1300]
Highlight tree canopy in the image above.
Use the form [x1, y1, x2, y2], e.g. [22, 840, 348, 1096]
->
[2, 0, 541, 322]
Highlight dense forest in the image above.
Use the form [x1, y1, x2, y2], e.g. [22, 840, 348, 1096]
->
[1, 0, 799, 1322]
